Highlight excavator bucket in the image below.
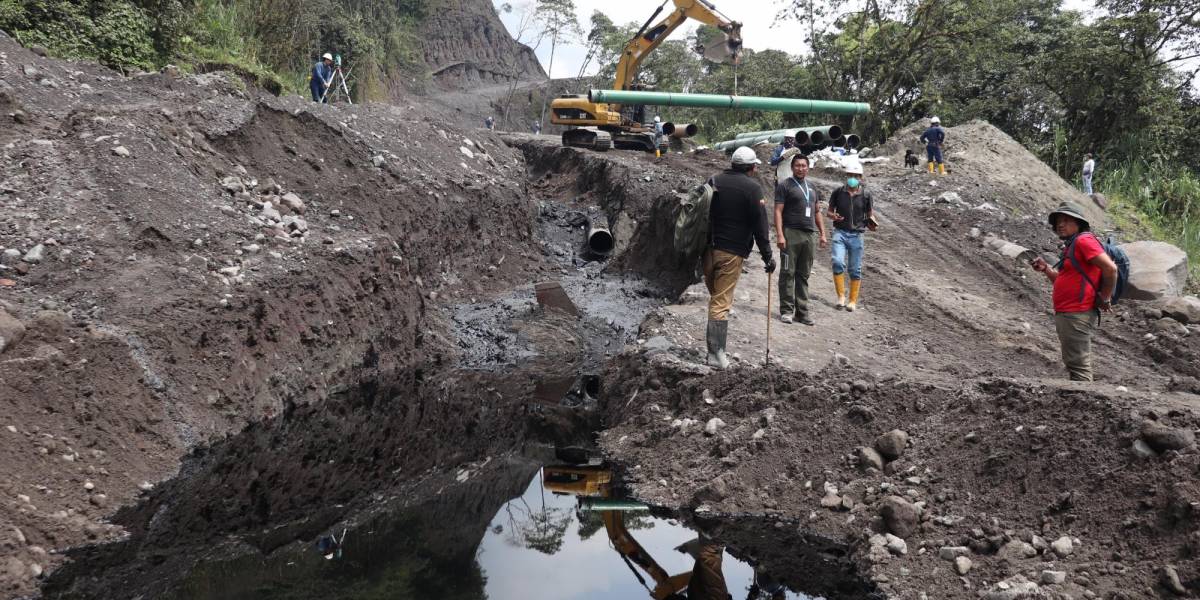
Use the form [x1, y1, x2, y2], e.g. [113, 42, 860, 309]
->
[699, 23, 742, 63]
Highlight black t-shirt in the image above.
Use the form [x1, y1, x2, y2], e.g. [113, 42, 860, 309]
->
[774, 177, 821, 231]
[709, 169, 771, 259]
[828, 185, 873, 232]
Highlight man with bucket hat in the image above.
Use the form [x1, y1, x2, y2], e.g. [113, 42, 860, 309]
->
[1030, 201, 1119, 381]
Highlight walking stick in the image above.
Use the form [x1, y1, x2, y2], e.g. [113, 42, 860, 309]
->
[765, 269, 773, 368]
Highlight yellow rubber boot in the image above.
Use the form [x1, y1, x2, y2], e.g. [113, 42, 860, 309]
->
[846, 279, 861, 312]
[655, 149, 662, 158]
[938, 163, 946, 175]
[834, 273, 847, 309]
[927, 162, 935, 174]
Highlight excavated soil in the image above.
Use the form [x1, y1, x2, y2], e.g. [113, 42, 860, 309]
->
[4, 27, 1200, 600]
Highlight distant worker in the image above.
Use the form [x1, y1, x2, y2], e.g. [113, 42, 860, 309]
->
[769, 133, 796, 166]
[1030, 202, 1118, 381]
[1081, 153, 1095, 194]
[826, 162, 875, 312]
[653, 116, 665, 158]
[310, 53, 334, 103]
[704, 146, 775, 369]
[532, 120, 542, 135]
[485, 115, 495, 130]
[919, 116, 946, 175]
[774, 154, 827, 325]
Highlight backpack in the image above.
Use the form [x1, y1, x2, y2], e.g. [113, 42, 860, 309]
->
[1056, 232, 1131, 305]
[674, 178, 715, 259]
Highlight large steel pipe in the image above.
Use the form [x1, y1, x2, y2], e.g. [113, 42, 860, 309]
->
[662, 122, 699, 138]
[735, 125, 843, 140]
[588, 90, 871, 114]
[845, 133, 861, 149]
[584, 219, 614, 257]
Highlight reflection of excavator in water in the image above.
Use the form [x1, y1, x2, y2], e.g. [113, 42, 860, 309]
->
[549, 0, 743, 152]
[542, 465, 695, 599]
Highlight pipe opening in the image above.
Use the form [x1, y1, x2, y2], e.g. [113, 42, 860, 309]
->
[582, 375, 601, 399]
[587, 227, 615, 256]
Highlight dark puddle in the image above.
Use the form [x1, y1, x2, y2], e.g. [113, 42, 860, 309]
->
[44, 455, 875, 600]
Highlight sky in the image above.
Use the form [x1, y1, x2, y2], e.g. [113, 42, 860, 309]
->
[495, 0, 1099, 79]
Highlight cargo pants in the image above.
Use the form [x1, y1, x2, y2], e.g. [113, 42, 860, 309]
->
[703, 249, 743, 321]
[1055, 311, 1099, 381]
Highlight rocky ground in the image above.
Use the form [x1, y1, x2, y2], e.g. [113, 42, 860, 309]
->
[4, 24, 1200, 600]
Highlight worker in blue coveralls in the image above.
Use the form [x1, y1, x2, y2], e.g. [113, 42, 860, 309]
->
[769, 133, 796, 166]
[311, 53, 334, 103]
[919, 116, 946, 175]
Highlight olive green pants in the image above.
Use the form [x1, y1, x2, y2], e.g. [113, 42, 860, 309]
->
[1055, 311, 1098, 381]
[779, 228, 817, 317]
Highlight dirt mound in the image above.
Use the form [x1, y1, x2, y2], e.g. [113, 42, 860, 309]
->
[0, 30, 544, 597]
[599, 354, 1200, 599]
[875, 119, 1105, 228]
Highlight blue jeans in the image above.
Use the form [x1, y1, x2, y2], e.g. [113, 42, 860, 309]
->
[831, 229, 864, 280]
[1082, 174, 1092, 194]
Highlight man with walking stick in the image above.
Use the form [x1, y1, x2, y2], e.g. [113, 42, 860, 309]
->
[703, 146, 775, 369]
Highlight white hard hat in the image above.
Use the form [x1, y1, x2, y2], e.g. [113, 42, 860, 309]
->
[731, 146, 761, 166]
[322, 53, 333, 61]
[844, 162, 864, 175]
[654, 116, 661, 122]
[930, 116, 941, 124]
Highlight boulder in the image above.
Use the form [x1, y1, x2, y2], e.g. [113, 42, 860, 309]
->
[0, 308, 24, 353]
[880, 495, 920, 538]
[1160, 296, 1200, 325]
[280, 192, 306, 215]
[1090, 193, 1108, 210]
[874, 429, 909, 460]
[856, 446, 884, 471]
[1141, 420, 1196, 453]
[1122, 241, 1189, 300]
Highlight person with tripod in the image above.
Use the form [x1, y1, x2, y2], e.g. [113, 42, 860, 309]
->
[311, 53, 334, 103]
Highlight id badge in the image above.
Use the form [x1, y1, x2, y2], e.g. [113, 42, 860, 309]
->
[805, 205, 812, 218]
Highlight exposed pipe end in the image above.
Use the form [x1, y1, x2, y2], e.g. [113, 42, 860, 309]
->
[828, 125, 843, 140]
[809, 131, 825, 145]
[663, 122, 698, 138]
[830, 136, 846, 148]
[846, 134, 861, 149]
[587, 226, 614, 257]
[794, 131, 810, 146]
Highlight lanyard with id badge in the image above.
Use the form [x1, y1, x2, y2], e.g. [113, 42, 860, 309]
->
[790, 177, 812, 219]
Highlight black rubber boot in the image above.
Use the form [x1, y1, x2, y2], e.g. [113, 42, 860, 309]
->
[706, 320, 730, 369]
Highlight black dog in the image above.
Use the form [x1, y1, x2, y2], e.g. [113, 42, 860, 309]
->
[904, 149, 920, 168]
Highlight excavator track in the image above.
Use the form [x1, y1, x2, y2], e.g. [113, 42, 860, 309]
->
[562, 128, 612, 152]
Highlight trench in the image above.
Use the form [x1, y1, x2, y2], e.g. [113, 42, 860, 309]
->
[38, 143, 875, 599]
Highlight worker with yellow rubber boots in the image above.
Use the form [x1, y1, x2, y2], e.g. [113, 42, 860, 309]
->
[919, 116, 946, 174]
[826, 163, 875, 312]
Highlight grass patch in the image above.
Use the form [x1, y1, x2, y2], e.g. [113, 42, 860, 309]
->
[1098, 160, 1200, 292]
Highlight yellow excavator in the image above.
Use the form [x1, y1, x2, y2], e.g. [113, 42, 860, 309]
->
[549, 0, 743, 152]
[542, 465, 693, 599]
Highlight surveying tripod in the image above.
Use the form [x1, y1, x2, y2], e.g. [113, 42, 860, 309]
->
[320, 54, 353, 105]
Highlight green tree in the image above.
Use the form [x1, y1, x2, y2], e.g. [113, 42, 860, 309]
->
[534, 0, 582, 124]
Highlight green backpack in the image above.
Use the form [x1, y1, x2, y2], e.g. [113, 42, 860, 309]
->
[674, 178, 715, 259]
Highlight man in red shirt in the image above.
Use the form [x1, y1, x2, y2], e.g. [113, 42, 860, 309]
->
[1031, 202, 1119, 381]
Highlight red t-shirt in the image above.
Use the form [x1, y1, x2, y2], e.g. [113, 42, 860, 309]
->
[1053, 233, 1104, 313]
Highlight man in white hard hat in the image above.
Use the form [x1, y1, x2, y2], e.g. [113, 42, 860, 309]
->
[919, 116, 946, 175]
[826, 162, 876, 311]
[311, 53, 334, 103]
[703, 146, 775, 369]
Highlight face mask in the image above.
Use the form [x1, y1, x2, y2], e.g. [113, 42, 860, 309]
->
[847, 178, 860, 188]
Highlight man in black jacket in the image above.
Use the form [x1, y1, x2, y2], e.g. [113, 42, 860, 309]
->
[703, 146, 776, 369]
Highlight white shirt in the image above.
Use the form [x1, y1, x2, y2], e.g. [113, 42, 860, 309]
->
[1083, 159, 1094, 176]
